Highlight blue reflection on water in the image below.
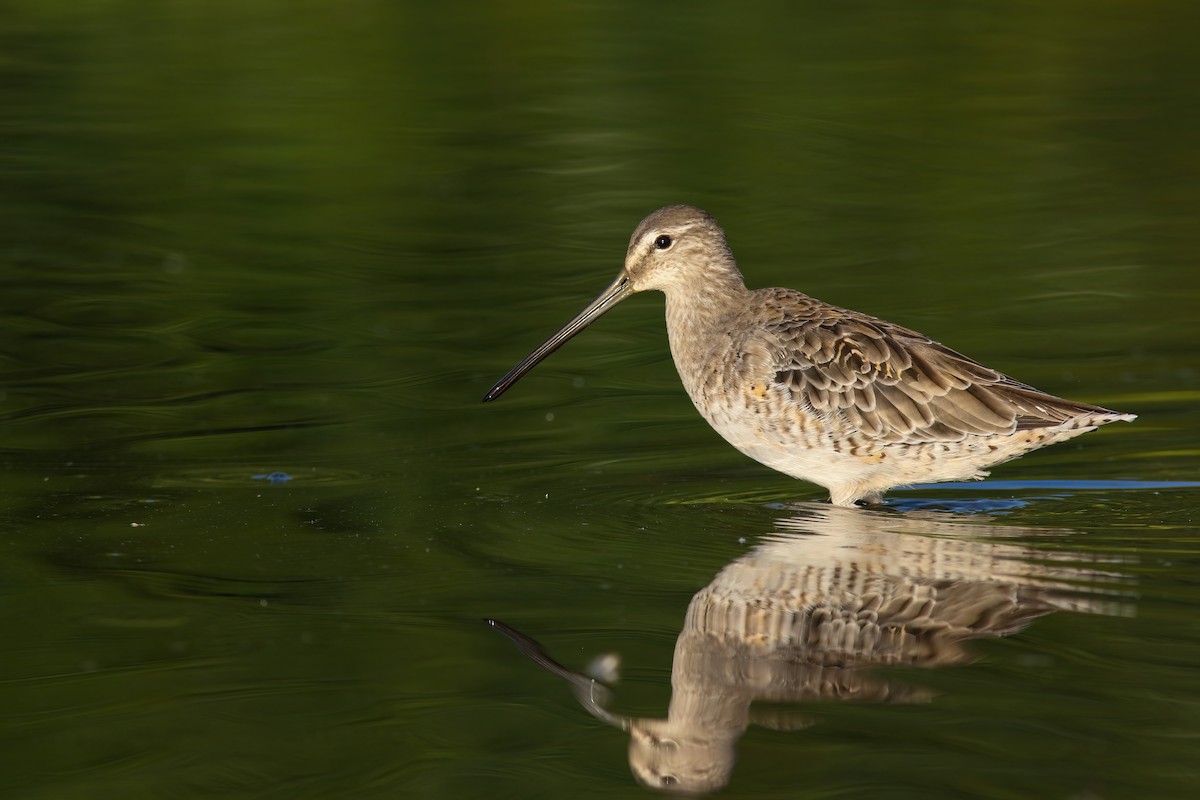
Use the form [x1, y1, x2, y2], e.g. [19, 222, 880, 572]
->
[907, 479, 1200, 491]
[251, 471, 294, 485]
[885, 479, 1200, 514]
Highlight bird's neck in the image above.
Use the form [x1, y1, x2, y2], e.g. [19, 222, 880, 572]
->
[663, 266, 749, 381]
[663, 265, 748, 330]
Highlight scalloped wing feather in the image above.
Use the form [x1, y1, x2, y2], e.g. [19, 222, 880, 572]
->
[742, 290, 1120, 445]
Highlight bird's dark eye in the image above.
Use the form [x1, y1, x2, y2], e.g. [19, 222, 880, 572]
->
[654, 235, 673, 250]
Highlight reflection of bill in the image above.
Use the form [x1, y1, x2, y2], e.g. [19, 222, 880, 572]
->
[489, 503, 1134, 795]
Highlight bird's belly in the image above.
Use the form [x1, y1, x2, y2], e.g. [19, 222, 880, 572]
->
[688, 389, 987, 496]
[694, 394, 878, 485]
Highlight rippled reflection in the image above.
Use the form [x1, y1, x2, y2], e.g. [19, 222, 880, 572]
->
[491, 503, 1134, 795]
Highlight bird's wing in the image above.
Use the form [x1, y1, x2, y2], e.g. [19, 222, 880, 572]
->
[745, 293, 1106, 444]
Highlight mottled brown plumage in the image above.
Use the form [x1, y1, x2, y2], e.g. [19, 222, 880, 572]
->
[484, 205, 1135, 505]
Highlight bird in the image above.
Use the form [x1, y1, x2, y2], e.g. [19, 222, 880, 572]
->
[482, 205, 1135, 506]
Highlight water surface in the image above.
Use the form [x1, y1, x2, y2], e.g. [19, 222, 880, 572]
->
[2, 2, 1198, 798]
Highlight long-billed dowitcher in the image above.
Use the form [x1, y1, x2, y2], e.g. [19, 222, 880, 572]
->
[483, 205, 1135, 506]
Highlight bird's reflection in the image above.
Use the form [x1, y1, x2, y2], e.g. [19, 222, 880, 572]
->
[490, 503, 1133, 795]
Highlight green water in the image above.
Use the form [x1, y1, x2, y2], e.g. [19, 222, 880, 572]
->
[2, 2, 1198, 798]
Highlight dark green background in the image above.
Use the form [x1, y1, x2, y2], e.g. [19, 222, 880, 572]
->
[2, 2, 1197, 798]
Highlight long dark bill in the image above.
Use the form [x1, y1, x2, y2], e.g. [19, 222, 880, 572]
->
[485, 619, 630, 731]
[482, 273, 633, 402]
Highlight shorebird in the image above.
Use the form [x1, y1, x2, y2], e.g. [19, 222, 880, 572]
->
[483, 205, 1135, 506]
